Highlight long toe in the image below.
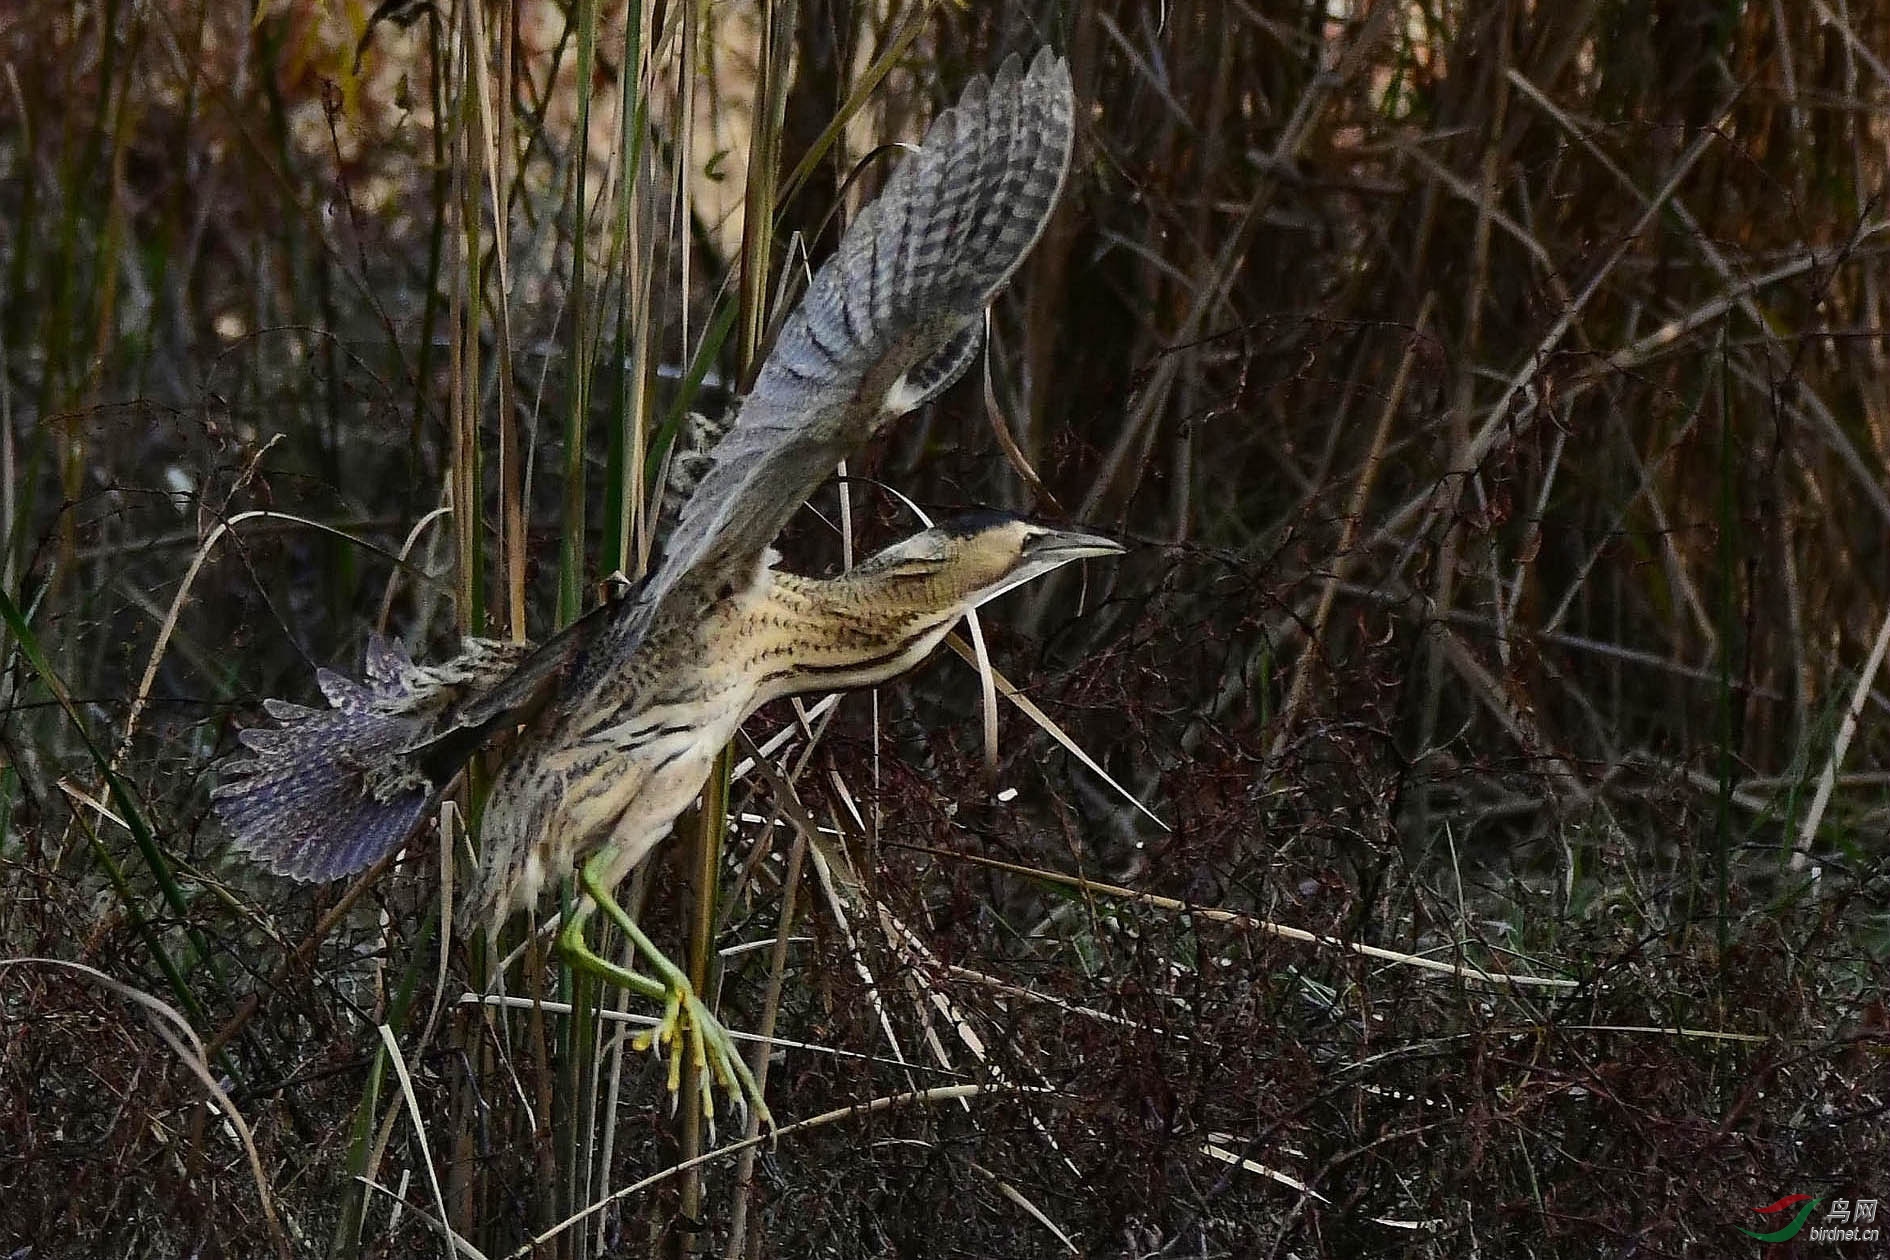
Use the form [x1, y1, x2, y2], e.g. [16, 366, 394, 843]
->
[681, 993, 773, 1135]
[666, 1011, 686, 1096]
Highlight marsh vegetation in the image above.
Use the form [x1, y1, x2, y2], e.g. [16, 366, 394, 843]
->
[1, 1, 1886, 1256]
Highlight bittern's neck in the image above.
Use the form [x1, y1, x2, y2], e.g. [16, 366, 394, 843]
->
[745, 567, 972, 699]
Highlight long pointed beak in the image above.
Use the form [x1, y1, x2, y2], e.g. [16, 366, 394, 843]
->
[1023, 527, 1126, 564]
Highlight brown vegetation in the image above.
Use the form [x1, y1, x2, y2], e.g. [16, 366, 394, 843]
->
[1, 1, 1886, 1257]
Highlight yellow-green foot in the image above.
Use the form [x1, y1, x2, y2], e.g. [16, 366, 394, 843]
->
[561, 858, 774, 1136]
[629, 970, 772, 1137]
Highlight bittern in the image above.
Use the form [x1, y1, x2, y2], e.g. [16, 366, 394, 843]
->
[213, 50, 1105, 1124]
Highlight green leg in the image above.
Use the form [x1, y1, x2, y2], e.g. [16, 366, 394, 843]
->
[556, 894, 668, 1002]
[565, 853, 773, 1133]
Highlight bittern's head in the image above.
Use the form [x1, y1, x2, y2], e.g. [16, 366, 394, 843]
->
[763, 512, 1121, 698]
[852, 511, 1124, 610]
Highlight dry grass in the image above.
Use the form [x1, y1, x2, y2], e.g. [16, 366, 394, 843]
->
[3, 1, 1888, 1256]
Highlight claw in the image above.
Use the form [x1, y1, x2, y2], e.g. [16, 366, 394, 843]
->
[565, 857, 776, 1135]
[608, 967, 772, 1131]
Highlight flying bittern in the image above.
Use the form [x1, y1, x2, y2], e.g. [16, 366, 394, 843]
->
[213, 51, 1100, 1124]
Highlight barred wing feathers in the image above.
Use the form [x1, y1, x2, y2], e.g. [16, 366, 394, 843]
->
[642, 49, 1074, 618]
[211, 635, 536, 880]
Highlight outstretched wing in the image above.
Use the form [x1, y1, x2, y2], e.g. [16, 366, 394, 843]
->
[643, 49, 1074, 619]
[211, 634, 538, 880]
[215, 594, 626, 882]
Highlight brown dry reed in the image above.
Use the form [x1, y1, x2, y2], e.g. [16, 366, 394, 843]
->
[2, 1, 1887, 1258]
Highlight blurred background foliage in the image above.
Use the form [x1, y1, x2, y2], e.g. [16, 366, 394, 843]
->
[1, 0, 1887, 1256]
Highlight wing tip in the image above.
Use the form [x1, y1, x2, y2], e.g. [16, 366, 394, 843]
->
[215, 663, 438, 883]
[941, 46, 1074, 144]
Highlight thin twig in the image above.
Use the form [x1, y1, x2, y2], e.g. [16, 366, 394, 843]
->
[1791, 598, 1890, 868]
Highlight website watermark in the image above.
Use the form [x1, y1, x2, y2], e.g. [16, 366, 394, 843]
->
[1740, 1194, 1880, 1245]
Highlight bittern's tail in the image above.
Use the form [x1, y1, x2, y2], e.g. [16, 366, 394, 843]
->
[214, 634, 541, 881]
